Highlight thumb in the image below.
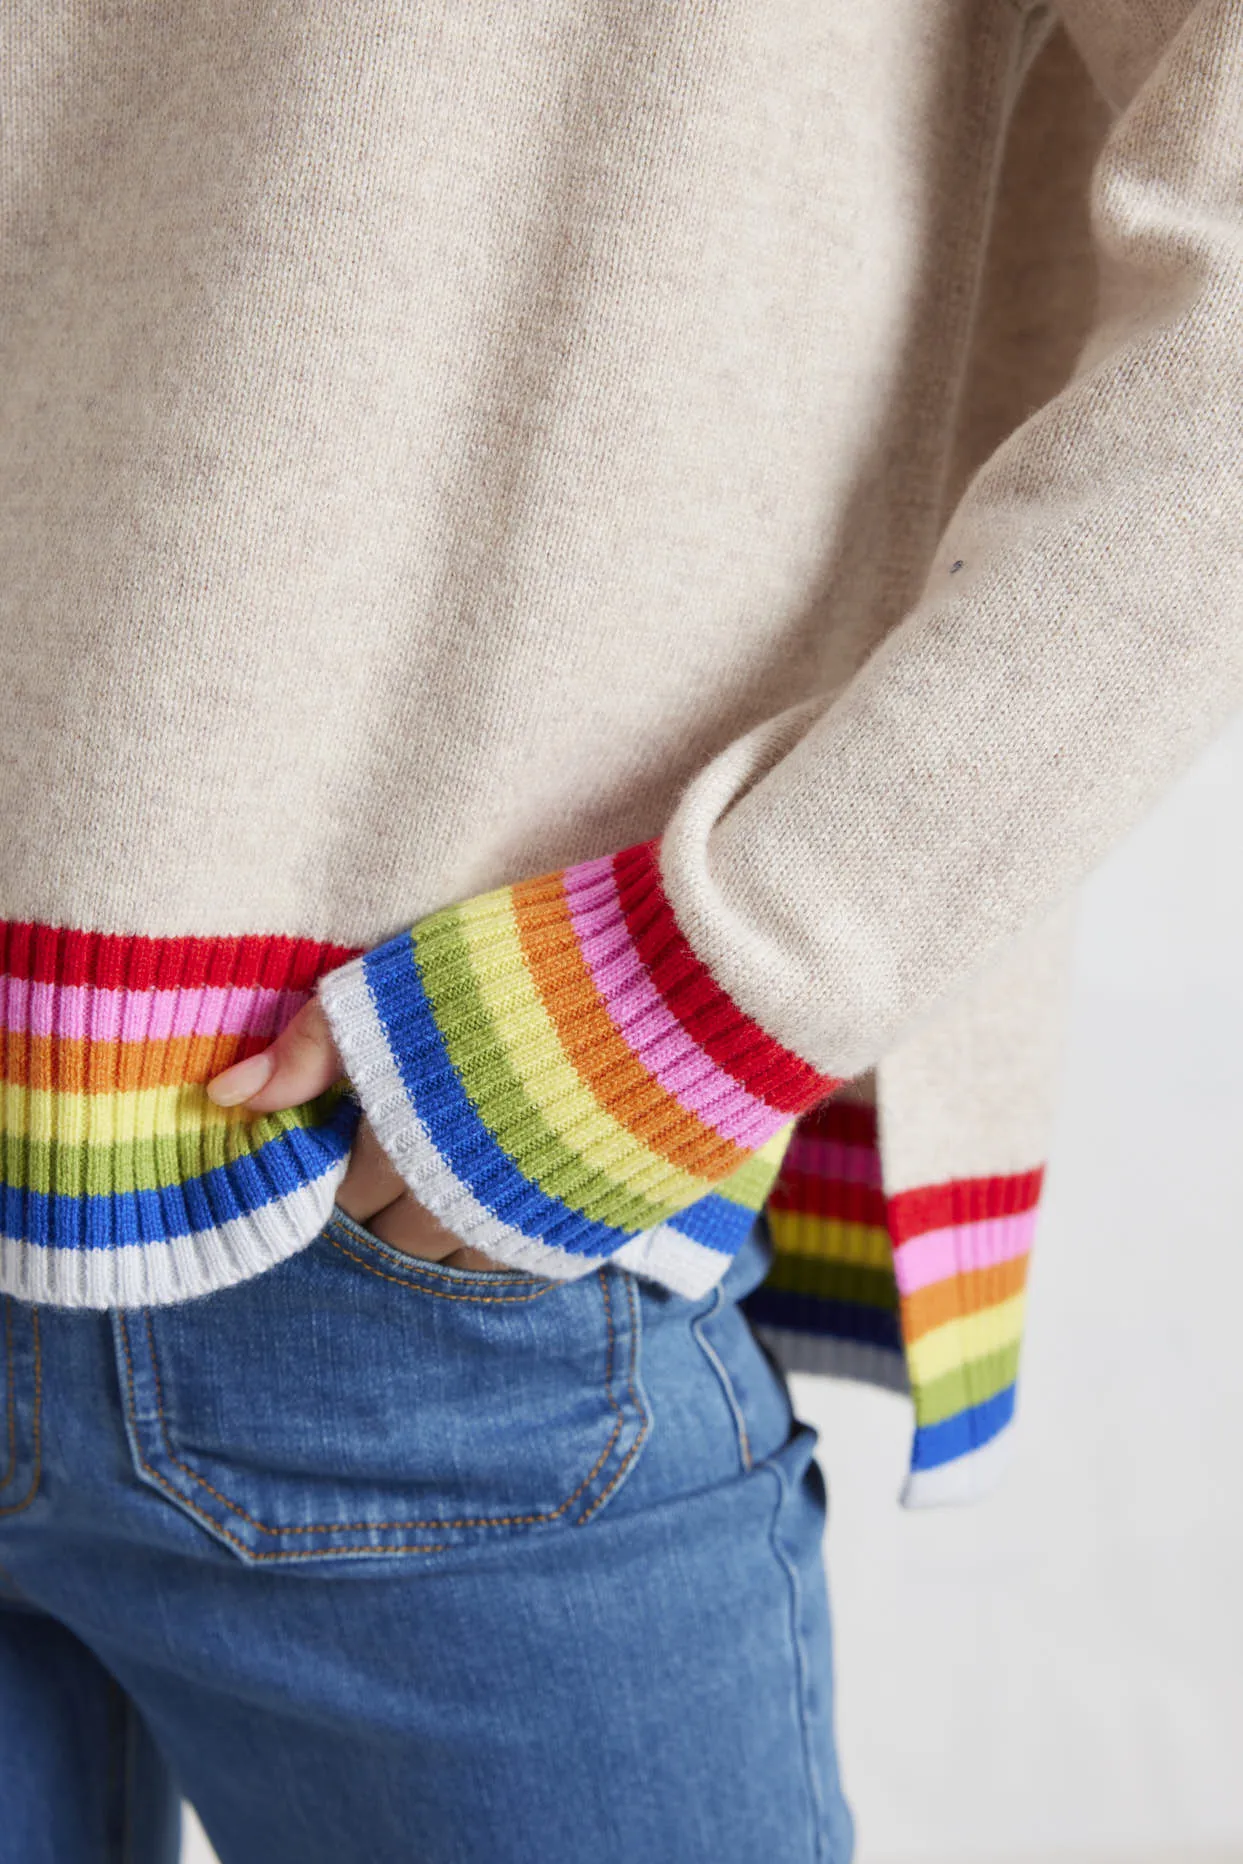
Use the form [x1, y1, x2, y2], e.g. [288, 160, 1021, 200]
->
[205, 995, 344, 1113]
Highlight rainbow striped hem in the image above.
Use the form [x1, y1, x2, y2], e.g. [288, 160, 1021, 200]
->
[744, 1099, 1039, 1503]
[0, 921, 361, 1306]
[0, 858, 1044, 1507]
[318, 840, 841, 1296]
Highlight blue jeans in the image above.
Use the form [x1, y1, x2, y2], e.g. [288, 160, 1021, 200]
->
[0, 1211, 854, 1864]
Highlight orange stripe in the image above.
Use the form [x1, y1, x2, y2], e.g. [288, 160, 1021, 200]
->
[900, 1253, 1029, 1343]
[0, 1029, 256, 1095]
[511, 874, 751, 1181]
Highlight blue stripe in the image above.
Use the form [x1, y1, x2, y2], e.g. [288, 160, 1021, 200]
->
[909, 1383, 1016, 1470]
[363, 936, 645, 1259]
[0, 1098, 357, 1252]
[662, 1191, 752, 1255]
[742, 1284, 905, 1354]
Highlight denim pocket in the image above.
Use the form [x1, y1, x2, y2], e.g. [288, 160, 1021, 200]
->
[114, 1211, 649, 1565]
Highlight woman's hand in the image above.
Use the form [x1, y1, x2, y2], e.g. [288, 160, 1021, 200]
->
[205, 998, 499, 1269]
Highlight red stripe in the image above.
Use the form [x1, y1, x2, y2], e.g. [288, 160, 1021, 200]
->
[612, 841, 839, 1116]
[768, 1166, 888, 1227]
[886, 1167, 1044, 1243]
[0, 921, 361, 991]
[790, 1097, 878, 1148]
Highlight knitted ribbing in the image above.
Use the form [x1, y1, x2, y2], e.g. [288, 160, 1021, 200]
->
[747, 1099, 1040, 1503]
[0, 922, 359, 1306]
[318, 840, 841, 1293]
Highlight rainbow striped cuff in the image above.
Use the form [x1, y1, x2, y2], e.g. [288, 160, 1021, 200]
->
[317, 840, 842, 1297]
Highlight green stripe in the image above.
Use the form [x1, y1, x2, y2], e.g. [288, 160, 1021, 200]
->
[0, 1094, 336, 1197]
[913, 1341, 1022, 1427]
[415, 907, 683, 1234]
[765, 1252, 899, 1311]
[713, 1138, 791, 1212]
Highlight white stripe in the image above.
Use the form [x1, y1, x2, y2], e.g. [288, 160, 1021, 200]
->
[0, 1166, 346, 1308]
[613, 1224, 731, 1299]
[900, 1419, 1016, 1508]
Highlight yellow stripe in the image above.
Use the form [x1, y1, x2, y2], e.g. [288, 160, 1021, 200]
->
[768, 1210, 892, 1268]
[456, 892, 718, 1221]
[0, 1079, 253, 1147]
[905, 1292, 1027, 1388]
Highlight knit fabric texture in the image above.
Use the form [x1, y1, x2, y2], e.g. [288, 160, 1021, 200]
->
[0, 921, 358, 1307]
[748, 1099, 1038, 1505]
[318, 842, 839, 1292]
[2, 2, 1242, 1512]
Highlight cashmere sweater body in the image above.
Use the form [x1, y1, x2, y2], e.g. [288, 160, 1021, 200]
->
[2, 0, 1241, 1505]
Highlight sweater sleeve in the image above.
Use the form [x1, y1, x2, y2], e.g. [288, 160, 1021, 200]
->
[321, 0, 1243, 1284]
[316, 843, 843, 1291]
[655, 0, 1243, 1078]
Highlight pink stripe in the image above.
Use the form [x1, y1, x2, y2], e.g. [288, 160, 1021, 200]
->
[0, 975, 308, 1044]
[563, 860, 786, 1148]
[893, 1207, 1037, 1297]
[782, 1133, 883, 1188]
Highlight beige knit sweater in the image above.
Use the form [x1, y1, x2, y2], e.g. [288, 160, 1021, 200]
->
[1, 0, 1240, 1493]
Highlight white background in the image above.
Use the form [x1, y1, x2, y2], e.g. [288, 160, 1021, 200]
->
[184, 715, 1243, 1864]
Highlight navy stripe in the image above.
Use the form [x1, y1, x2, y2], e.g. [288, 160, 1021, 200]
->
[909, 1383, 1016, 1470]
[742, 1284, 905, 1353]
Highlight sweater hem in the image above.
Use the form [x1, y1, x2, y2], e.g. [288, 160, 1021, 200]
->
[0, 1163, 346, 1309]
[900, 1422, 1016, 1507]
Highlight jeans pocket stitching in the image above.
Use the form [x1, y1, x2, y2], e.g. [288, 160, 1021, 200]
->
[115, 1311, 451, 1561]
[117, 1275, 645, 1556]
[326, 1204, 550, 1289]
[575, 1273, 650, 1525]
[324, 1226, 557, 1304]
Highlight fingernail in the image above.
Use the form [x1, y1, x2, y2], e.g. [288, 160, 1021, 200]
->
[206, 1050, 276, 1107]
